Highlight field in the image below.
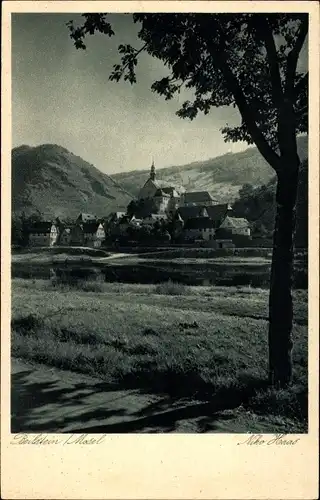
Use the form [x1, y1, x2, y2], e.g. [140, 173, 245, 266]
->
[11, 277, 308, 433]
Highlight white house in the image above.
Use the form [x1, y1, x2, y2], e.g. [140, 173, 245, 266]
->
[76, 213, 97, 223]
[83, 222, 105, 248]
[28, 222, 59, 247]
[219, 216, 251, 236]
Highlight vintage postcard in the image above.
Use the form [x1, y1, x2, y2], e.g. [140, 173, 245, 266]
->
[1, 1, 319, 499]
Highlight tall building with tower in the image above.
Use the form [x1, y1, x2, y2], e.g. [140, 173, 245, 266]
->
[138, 160, 185, 213]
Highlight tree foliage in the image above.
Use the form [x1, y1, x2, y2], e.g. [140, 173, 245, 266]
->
[12, 216, 23, 245]
[11, 212, 44, 246]
[233, 159, 308, 246]
[126, 197, 158, 218]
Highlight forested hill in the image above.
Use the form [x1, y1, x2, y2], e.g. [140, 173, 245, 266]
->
[12, 144, 133, 219]
[112, 135, 308, 203]
[232, 160, 308, 247]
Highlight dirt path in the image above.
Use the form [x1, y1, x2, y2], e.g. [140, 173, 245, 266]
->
[11, 358, 295, 434]
[98, 252, 133, 262]
[11, 358, 167, 433]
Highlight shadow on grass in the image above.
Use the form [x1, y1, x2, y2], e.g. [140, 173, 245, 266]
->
[11, 366, 276, 434]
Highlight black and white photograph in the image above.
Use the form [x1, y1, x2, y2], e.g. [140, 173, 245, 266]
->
[10, 7, 310, 437]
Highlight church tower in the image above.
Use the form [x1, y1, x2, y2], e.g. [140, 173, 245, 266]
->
[150, 160, 155, 181]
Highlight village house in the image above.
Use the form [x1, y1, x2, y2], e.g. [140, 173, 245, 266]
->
[180, 203, 250, 245]
[218, 216, 251, 237]
[178, 204, 232, 227]
[183, 217, 217, 241]
[170, 212, 184, 238]
[58, 226, 72, 246]
[181, 191, 219, 207]
[58, 223, 92, 247]
[76, 213, 97, 224]
[178, 206, 209, 222]
[70, 225, 85, 246]
[205, 204, 233, 227]
[106, 212, 126, 224]
[83, 221, 106, 248]
[28, 222, 59, 247]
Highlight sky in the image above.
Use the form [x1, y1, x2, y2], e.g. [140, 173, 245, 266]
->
[12, 13, 308, 175]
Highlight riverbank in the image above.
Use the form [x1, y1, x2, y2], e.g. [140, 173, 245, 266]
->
[11, 247, 307, 288]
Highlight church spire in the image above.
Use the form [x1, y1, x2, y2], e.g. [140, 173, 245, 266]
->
[150, 158, 155, 181]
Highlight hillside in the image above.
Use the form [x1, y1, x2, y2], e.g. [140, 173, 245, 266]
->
[112, 135, 308, 202]
[12, 136, 308, 220]
[232, 160, 308, 247]
[12, 144, 133, 219]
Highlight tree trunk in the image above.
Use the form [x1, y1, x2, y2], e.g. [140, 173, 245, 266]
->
[268, 163, 299, 388]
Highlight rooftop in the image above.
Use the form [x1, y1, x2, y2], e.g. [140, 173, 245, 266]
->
[77, 213, 97, 222]
[205, 204, 230, 222]
[178, 206, 207, 220]
[178, 204, 230, 223]
[152, 180, 185, 194]
[182, 191, 218, 204]
[154, 188, 171, 198]
[220, 216, 250, 229]
[83, 221, 103, 233]
[144, 213, 167, 220]
[28, 222, 55, 234]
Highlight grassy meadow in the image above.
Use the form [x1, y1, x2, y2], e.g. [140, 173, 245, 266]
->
[11, 277, 308, 432]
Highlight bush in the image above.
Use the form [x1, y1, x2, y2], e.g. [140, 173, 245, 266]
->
[155, 280, 191, 295]
[250, 386, 308, 423]
[50, 278, 104, 293]
[128, 342, 158, 356]
[52, 327, 106, 345]
[77, 281, 104, 292]
[11, 314, 44, 335]
[51, 266, 104, 291]
[142, 327, 160, 336]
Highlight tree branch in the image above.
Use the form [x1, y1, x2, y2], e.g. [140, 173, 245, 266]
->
[254, 16, 284, 109]
[285, 17, 308, 98]
[212, 51, 282, 172]
[109, 43, 148, 82]
[295, 105, 308, 120]
[198, 21, 282, 172]
[294, 72, 308, 99]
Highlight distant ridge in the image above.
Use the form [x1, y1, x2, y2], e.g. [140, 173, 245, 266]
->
[12, 136, 308, 219]
[12, 144, 133, 219]
[111, 135, 308, 202]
